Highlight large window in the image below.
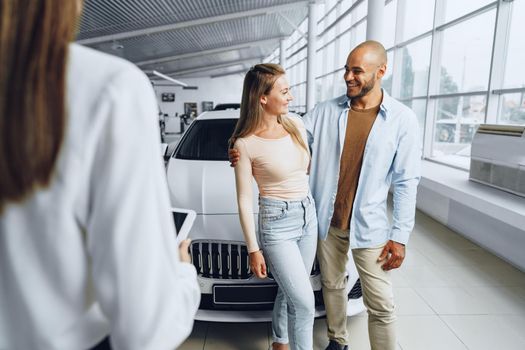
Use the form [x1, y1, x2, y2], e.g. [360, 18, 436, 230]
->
[503, 0, 525, 90]
[267, 0, 524, 170]
[399, 36, 431, 99]
[383, 0, 397, 49]
[441, 0, 494, 25]
[498, 93, 525, 126]
[383, 50, 394, 95]
[401, 0, 435, 41]
[401, 98, 427, 146]
[438, 10, 496, 94]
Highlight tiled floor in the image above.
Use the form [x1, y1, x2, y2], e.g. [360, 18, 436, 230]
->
[180, 210, 525, 350]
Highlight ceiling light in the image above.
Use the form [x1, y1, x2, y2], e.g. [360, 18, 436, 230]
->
[151, 70, 188, 87]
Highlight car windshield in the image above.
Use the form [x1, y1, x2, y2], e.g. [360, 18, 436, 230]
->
[175, 119, 238, 161]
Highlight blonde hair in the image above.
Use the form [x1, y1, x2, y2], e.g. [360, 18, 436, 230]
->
[0, 0, 80, 212]
[229, 63, 309, 155]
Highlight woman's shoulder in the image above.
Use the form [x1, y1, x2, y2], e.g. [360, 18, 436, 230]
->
[286, 114, 305, 129]
[68, 44, 152, 103]
[233, 136, 254, 149]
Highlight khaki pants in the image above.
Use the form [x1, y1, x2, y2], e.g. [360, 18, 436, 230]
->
[317, 226, 396, 350]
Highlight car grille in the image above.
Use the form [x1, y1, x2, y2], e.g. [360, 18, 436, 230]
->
[348, 278, 362, 299]
[191, 240, 321, 280]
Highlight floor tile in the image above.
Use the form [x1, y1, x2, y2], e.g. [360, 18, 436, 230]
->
[313, 317, 329, 350]
[397, 315, 467, 350]
[511, 286, 525, 301]
[477, 263, 525, 286]
[179, 321, 207, 350]
[314, 314, 404, 350]
[444, 265, 507, 287]
[441, 315, 525, 350]
[204, 322, 270, 350]
[345, 316, 371, 350]
[423, 246, 504, 268]
[400, 247, 434, 268]
[414, 287, 491, 315]
[399, 264, 459, 288]
[465, 286, 525, 315]
[394, 288, 435, 315]
[314, 315, 373, 350]
[391, 270, 412, 288]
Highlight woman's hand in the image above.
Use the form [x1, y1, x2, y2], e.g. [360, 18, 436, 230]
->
[178, 239, 192, 263]
[249, 250, 267, 278]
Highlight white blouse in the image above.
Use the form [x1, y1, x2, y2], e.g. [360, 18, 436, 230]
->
[0, 44, 200, 350]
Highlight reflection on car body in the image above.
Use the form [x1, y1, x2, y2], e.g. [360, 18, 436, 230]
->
[166, 110, 364, 322]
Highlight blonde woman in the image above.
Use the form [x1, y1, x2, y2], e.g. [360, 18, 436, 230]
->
[230, 64, 317, 350]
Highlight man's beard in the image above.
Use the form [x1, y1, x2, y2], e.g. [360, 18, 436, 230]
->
[346, 76, 376, 99]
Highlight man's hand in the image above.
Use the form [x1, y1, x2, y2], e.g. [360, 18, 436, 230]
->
[377, 240, 405, 271]
[228, 148, 240, 167]
[178, 239, 192, 263]
[249, 250, 267, 278]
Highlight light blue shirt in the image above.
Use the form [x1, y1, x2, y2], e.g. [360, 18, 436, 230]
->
[303, 90, 421, 248]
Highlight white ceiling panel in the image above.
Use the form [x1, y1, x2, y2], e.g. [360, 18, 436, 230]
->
[77, 0, 309, 78]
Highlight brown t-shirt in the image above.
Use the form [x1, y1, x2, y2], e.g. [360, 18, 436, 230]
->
[330, 104, 380, 230]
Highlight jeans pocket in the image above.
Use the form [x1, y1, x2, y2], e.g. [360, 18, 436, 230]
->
[260, 206, 286, 222]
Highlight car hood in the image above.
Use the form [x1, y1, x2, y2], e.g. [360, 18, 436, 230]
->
[166, 158, 259, 214]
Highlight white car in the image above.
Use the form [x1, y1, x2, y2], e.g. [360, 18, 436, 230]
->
[166, 109, 365, 322]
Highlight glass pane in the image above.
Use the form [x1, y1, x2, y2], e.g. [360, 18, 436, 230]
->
[338, 31, 352, 61]
[355, 20, 366, 43]
[326, 6, 337, 28]
[402, 0, 435, 41]
[325, 27, 336, 42]
[382, 50, 394, 96]
[340, 11, 352, 31]
[431, 95, 486, 168]
[354, 0, 368, 22]
[290, 82, 306, 113]
[325, 42, 336, 74]
[326, 0, 337, 12]
[399, 36, 431, 99]
[322, 74, 334, 101]
[504, 0, 525, 89]
[499, 93, 525, 126]
[442, 0, 493, 25]
[439, 9, 496, 94]
[335, 69, 347, 97]
[401, 99, 426, 146]
[383, 0, 397, 49]
[341, 0, 353, 14]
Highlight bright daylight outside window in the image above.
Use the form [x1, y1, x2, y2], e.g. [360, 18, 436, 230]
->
[430, 9, 496, 169]
[272, 0, 525, 171]
[499, 0, 525, 126]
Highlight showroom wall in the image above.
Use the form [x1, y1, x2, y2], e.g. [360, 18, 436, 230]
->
[153, 74, 244, 118]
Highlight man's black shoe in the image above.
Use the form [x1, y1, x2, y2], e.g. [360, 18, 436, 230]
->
[325, 340, 348, 350]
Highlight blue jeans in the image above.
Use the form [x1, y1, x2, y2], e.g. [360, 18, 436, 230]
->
[258, 194, 318, 350]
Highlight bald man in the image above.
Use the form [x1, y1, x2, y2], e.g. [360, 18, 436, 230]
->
[307, 40, 420, 350]
[230, 41, 421, 350]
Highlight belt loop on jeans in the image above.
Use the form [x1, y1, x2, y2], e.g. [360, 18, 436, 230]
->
[301, 197, 308, 208]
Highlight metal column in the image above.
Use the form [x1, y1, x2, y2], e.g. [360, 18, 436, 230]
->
[366, 0, 384, 42]
[306, 1, 318, 111]
[280, 38, 286, 68]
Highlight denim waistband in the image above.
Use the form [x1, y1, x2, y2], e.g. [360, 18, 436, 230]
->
[258, 193, 313, 209]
